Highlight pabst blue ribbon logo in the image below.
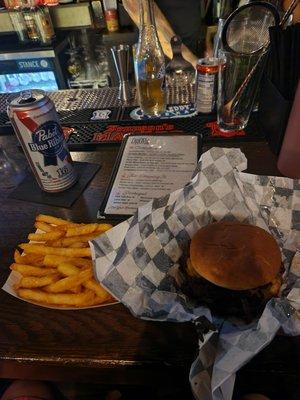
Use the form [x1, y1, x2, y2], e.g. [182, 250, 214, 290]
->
[28, 121, 68, 166]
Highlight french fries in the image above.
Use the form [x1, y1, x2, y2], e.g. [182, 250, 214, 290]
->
[66, 223, 112, 238]
[45, 269, 93, 293]
[49, 233, 100, 247]
[43, 255, 92, 269]
[84, 280, 114, 302]
[28, 231, 64, 242]
[19, 244, 91, 258]
[36, 214, 77, 226]
[18, 288, 96, 307]
[14, 250, 45, 267]
[34, 221, 53, 233]
[9, 214, 116, 308]
[18, 274, 60, 288]
[57, 262, 80, 276]
[10, 263, 57, 277]
[68, 242, 89, 248]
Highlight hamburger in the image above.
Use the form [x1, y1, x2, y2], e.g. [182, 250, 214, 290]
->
[180, 221, 283, 321]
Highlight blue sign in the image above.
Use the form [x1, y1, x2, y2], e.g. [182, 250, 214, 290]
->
[17, 59, 51, 71]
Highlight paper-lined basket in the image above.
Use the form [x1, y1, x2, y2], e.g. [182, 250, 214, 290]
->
[90, 147, 300, 400]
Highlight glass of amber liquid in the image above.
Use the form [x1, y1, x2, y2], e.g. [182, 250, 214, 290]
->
[134, 0, 166, 117]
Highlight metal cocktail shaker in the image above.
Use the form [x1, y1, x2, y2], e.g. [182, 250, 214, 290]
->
[111, 44, 132, 103]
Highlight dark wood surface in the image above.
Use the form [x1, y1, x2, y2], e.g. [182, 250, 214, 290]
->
[0, 134, 299, 398]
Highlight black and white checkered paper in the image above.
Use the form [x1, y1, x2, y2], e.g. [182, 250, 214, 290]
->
[91, 148, 300, 400]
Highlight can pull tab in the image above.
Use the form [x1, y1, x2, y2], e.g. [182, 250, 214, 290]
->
[19, 90, 36, 104]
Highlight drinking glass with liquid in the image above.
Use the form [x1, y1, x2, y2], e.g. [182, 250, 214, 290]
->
[134, 0, 166, 117]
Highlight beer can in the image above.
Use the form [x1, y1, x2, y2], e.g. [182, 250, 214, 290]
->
[7, 90, 77, 192]
[195, 57, 220, 114]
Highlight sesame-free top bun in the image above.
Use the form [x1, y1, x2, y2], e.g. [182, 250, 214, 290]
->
[190, 221, 282, 291]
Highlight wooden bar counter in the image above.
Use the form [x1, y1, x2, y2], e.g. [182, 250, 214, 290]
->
[0, 133, 299, 399]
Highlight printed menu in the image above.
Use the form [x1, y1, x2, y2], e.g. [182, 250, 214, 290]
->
[100, 134, 200, 217]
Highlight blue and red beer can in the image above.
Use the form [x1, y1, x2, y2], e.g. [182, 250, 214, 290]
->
[7, 90, 77, 192]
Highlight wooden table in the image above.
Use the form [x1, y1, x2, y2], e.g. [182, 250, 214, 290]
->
[0, 134, 299, 399]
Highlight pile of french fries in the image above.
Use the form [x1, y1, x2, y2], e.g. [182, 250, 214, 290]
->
[10, 214, 116, 308]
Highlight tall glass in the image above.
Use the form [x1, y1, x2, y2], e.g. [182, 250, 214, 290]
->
[217, 50, 263, 131]
[8, 9, 28, 42]
[134, 0, 166, 116]
[0, 145, 25, 189]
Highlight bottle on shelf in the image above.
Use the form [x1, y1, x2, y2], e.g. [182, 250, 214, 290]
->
[33, 5, 55, 44]
[22, 3, 41, 42]
[21, 0, 56, 44]
[134, 0, 166, 116]
[4, 0, 29, 42]
[5, 0, 55, 44]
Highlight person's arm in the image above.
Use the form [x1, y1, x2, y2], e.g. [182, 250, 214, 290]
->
[123, 0, 199, 68]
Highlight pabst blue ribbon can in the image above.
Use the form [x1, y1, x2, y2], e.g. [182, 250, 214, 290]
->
[7, 90, 77, 192]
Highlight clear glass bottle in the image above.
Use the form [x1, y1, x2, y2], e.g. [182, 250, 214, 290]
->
[23, 6, 40, 42]
[34, 6, 55, 44]
[166, 35, 195, 105]
[9, 9, 29, 42]
[134, 0, 166, 116]
[6, 0, 28, 42]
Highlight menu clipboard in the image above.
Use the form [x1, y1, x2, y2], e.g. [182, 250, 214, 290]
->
[98, 133, 202, 220]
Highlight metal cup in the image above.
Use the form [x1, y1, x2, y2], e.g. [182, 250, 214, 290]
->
[110, 44, 132, 103]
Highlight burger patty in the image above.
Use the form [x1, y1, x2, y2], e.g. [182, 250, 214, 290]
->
[180, 258, 282, 322]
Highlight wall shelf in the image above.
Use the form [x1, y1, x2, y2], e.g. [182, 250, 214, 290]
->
[0, 3, 93, 34]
